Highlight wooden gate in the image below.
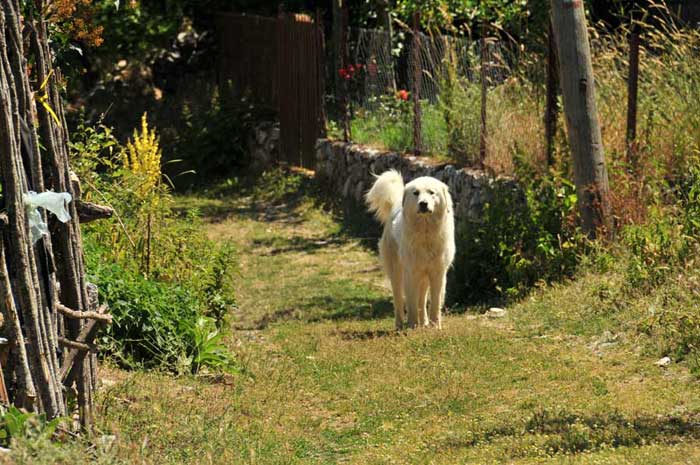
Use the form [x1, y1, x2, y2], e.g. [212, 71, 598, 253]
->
[216, 12, 325, 168]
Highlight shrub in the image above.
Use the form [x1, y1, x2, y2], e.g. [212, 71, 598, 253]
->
[168, 85, 274, 187]
[87, 242, 236, 373]
[449, 175, 584, 304]
[72, 117, 238, 373]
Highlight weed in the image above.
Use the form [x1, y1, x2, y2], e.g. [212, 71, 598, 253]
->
[0, 406, 65, 448]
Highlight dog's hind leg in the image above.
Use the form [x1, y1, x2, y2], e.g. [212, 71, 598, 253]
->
[390, 264, 405, 330]
[428, 271, 447, 329]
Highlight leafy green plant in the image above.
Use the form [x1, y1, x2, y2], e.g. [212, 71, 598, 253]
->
[87, 245, 236, 374]
[68, 111, 119, 186]
[201, 242, 238, 328]
[0, 406, 65, 448]
[169, 86, 274, 187]
[450, 175, 584, 304]
[70, 115, 239, 374]
[184, 316, 237, 374]
[351, 95, 448, 157]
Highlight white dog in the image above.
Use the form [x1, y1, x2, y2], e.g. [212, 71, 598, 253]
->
[366, 170, 455, 329]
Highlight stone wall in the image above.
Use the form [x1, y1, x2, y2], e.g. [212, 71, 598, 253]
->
[247, 121, 280, 173]
[315, 139, 521, 223]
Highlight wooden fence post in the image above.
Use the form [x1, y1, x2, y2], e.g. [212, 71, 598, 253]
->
[479, 20, 488, 167]
[545, 19, 559, 167]
[550, 0, 612, 238]
[316, 8, 328, 138]
[626, 29, 640, 169]
[342, 2, 351, 141]
[412, 11, 422, 156]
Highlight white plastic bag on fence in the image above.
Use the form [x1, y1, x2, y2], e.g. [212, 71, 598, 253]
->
[23, 191, 73, 244]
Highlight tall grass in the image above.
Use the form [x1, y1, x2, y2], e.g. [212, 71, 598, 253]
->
[348, 7, 700, 198]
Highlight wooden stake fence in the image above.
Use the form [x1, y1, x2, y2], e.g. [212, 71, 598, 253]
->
[0, 0, 112, 428]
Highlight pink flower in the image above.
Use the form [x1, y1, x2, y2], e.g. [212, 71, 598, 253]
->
[396, 89, 409, 101]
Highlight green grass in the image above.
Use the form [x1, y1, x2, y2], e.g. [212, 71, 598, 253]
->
[5, 170, 700, 464]
[350, 103, 450, 159]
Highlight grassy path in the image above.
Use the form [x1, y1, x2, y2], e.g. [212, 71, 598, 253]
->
[91, 176, 700, 465]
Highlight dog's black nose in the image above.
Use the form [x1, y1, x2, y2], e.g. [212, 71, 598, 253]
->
[418, 201, 429, 212]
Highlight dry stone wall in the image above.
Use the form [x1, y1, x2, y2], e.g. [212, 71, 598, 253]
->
[315, 139, 522, 223]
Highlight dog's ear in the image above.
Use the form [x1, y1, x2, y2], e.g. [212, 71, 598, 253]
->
[441, 183, 453, 214]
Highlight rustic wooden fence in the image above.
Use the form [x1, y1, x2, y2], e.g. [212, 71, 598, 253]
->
[216, 12, 325, 168]
[0, 0, 113, 428]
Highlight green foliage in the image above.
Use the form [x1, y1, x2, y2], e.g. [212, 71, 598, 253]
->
[71, 117, 237, 373]
[644, 298, 700, 375]
[185, 316, 236, 373]
[87, 249, 198, 370]
[438, 56, 482, 164]
[613, 158, 700, 373]
[200, 242, 238, 328]
[622, 215, 687, 290]
[394, 0, 524, 30]
[621, 157, 700, 291]
[351, 96, 447, 157]
[87, 242, 237, 374]
[450, 175, 584, 303]
[68, 112, 120, 184]
[250, 167, 306, 203]
[169, 87, 273, 187]
[0, 406, 65, 448]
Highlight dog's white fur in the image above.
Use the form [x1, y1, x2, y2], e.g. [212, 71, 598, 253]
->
[366, 170, 455, 329]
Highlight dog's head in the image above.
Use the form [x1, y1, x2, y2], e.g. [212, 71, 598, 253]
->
[403, 177, 452, 221]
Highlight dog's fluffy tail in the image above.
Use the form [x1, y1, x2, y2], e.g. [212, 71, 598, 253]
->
[365, 169, 404, 225]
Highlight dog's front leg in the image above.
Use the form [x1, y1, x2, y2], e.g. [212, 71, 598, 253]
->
[404, 270, 419, 328]
[428, 271, 447, 329]
[418, 281, 429, 327]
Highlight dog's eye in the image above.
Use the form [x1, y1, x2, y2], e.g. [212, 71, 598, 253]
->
[427, 190, 435, 195]
[413, 190, 419, 196]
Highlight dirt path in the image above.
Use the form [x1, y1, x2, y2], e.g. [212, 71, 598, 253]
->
[98, 183, 700, 465]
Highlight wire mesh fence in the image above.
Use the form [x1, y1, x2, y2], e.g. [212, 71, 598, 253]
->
[338, 27, 524, 164]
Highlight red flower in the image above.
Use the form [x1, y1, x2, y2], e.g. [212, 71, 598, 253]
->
[338, 68, 348, 79]
[396, 89, 409, 101]
[355, 63, 363, 70]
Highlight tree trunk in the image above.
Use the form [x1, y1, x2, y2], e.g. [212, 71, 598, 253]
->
[550, 0, 612, 238]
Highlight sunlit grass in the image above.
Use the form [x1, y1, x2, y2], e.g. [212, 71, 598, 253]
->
[21, 171, 693, 464]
